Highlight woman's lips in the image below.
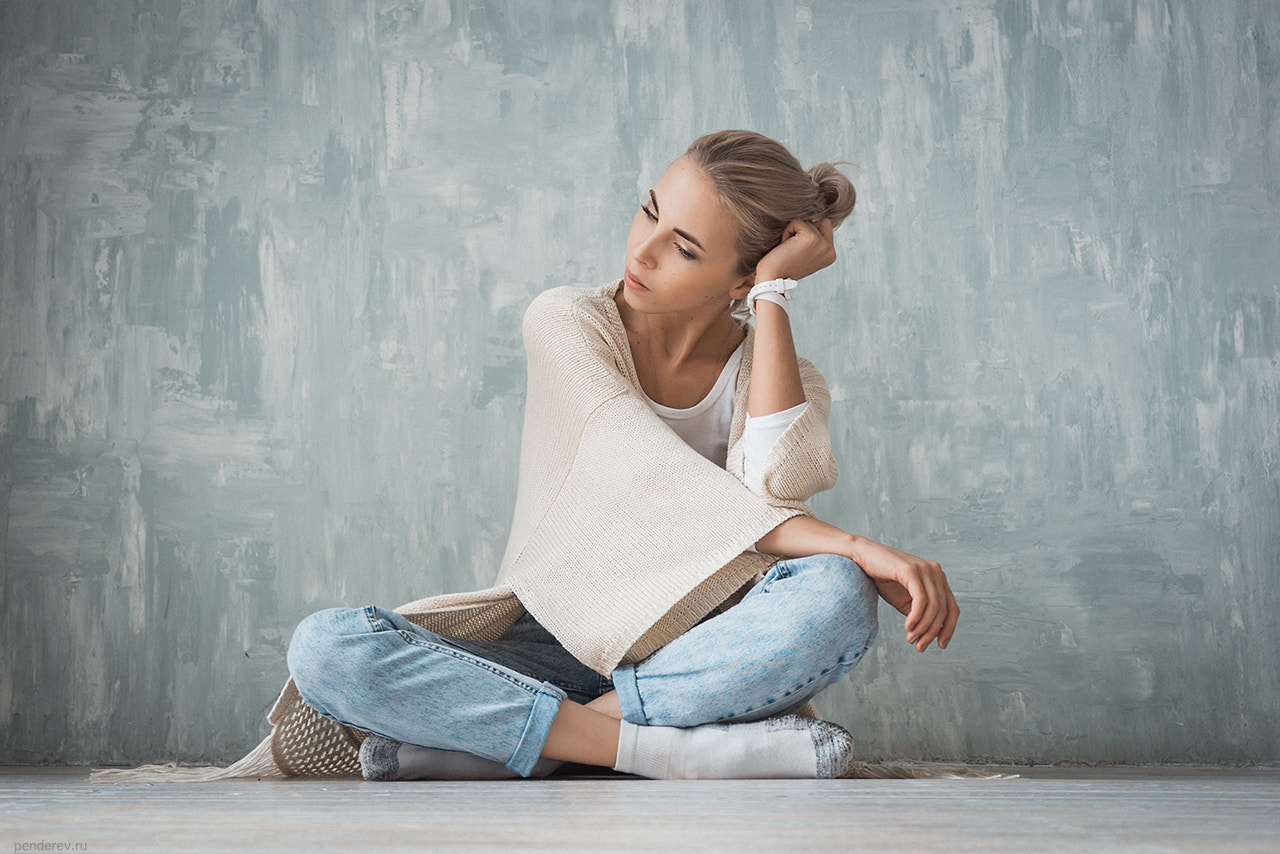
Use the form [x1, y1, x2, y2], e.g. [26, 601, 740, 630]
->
[624, 269, 648, 291]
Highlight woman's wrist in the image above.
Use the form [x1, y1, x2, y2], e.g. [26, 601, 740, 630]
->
[842, 533, 869, 566]
[747, 278, 797, 317]
[755, 263, 785, 283]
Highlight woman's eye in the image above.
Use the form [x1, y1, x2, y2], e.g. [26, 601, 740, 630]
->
[640, 203, 695, 260]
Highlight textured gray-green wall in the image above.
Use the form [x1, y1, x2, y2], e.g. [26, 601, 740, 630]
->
[2, 0, 1277, 766]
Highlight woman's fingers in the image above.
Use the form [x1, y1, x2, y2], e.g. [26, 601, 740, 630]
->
[757, 219, 836, 281]
[939, 591, 960, 650]
[791, 219, 836, 271]
[854, 535, 959, 652]
[901, 559, 954, 652]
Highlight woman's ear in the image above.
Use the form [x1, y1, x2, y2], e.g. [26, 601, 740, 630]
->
[729, 273, 755, 300]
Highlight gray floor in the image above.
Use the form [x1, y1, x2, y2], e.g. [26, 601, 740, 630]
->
[2, 765, 1277, 853]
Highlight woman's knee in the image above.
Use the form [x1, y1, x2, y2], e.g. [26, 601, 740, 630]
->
[780, 551, 873, 600]
[842, 566, 879, 660]
[782, 553, 879, 658]
[286, 607, 368, 697]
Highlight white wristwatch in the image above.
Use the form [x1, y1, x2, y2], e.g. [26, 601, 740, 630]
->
[747, 278, 798, 316]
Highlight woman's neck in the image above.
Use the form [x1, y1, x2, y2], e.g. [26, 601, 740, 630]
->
[615, 289, 744, 408]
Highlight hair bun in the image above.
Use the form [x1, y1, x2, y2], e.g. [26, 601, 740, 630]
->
[684, 130, 858, 273]
[806, 162, 857, 228]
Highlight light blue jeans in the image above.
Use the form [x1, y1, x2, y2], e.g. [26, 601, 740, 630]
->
[286, 553, 878, 777]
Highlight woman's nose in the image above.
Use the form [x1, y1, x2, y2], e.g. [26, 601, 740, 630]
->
[634, 233, 658, 268]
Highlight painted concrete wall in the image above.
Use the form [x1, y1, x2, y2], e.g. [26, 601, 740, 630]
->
[1, 0, 1276, 766]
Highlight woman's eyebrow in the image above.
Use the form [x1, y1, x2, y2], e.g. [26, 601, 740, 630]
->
[649, 189, 705, 251]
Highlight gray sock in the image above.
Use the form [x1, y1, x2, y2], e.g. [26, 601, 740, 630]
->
[359, 734, 561, 781]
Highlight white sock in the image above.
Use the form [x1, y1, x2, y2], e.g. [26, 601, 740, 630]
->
[611, 716, 853, 780]
[360, 735, 561, 781]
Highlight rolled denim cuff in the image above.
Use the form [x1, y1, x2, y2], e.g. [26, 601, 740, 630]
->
[611, 662, 650, 725]
[506, 681, 566, 777]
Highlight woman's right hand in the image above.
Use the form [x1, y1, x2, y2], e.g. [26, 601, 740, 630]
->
[754, 218, 836, 284]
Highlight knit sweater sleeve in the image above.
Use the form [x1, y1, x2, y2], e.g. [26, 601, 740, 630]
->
[726, 341, 839, 509]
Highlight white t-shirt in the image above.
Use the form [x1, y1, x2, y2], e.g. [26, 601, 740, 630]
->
[637, 341, 807, 496]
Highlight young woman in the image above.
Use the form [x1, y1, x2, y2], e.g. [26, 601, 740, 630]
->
[280, 130, 959, 781]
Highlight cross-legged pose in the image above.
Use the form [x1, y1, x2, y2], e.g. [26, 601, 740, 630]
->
[282, 131, 959, 781]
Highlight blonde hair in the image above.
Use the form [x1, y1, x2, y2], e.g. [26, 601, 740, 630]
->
[684, 130, 857, 275]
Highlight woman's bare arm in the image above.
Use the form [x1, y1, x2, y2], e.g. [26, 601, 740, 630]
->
[756, 514, 959, 652]
[746, 219, 835, 417]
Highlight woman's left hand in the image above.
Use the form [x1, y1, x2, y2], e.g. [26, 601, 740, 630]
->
[754, 218, 836, 283]
[756, 515, 960, 653]
[847, 535, 960, 652]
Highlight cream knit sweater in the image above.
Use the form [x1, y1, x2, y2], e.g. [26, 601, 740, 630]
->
[482, 282, 838, 672]
[157, 282, 840, 779]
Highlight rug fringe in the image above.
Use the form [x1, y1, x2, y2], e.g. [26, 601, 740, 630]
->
[843, 760, 1015, 779]
[88, 734, 1013, 783]
[89, 734, 282, 783]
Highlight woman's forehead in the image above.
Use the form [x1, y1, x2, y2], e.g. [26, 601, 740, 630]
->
[651, 158, 738, 251]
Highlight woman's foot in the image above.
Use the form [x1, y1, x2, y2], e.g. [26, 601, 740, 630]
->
[612, 715, 854, 779]
[358, 733, 403, 781]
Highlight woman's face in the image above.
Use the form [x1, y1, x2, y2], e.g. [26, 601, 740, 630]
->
[621, 157, 754, 317]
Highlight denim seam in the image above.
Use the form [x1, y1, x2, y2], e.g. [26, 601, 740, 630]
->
[361, 604, 386, 633]
[755, 560, 794, 593]
[396, 632, 556, 696]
